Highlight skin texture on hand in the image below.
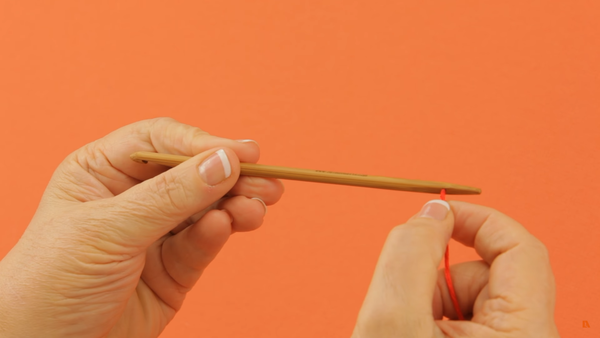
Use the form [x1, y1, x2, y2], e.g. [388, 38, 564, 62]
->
[0, 118, 284, 338]
[352, 200, 561, 338]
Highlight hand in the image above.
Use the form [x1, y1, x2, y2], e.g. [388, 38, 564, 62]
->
[0, 118, 284, 338]
[352, 200, 560, 338]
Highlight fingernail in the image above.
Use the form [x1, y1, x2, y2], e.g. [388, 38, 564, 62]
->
[251, 197, 267, 215]
[199, 149, 231, 185]
[418, 200, 450, 220]
[236, 139, 259, 145]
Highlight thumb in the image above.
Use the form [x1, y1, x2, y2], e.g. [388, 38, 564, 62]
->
[354, 200, 454, 335]
[98, 147, 239, 247]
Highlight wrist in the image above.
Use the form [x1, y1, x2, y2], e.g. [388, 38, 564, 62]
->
[0, 247, 62, 337]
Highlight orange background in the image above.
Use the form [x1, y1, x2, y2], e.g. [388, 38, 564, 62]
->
[1, 2, 599, 337]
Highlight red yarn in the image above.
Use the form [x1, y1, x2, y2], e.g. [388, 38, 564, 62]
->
[441, 189, 465, 320]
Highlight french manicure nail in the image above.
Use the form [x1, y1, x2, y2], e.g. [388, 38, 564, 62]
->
[199, 149, 231, 185]
[418, 200, 450, 220]
[251, 197, 267, 215]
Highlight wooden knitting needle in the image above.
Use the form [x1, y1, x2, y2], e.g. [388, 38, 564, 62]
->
[130, 151, 482, 195]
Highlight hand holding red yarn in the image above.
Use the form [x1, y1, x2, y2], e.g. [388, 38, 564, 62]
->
[352, 200, 560, 338]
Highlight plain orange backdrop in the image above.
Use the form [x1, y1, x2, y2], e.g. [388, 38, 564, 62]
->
[1, 1, 599, 337]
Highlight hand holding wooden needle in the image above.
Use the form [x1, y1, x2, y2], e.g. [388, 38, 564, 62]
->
[0, 118, 282, 337]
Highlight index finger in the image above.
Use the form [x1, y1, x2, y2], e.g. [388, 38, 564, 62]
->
[62, 118, 261, 196]
[448, 201, 556, 318]
[100, 117, 261, 179]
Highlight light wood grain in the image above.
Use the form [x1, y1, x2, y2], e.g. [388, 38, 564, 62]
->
[130, 151, 481, 195]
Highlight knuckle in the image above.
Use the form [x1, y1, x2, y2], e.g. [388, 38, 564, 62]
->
[150, 116, 177, 126]
[479, 295, 527, 330]
[143, 117, 179, 140]
[483, 212, 505, 235]
[191, 128, 210, 140]
[147, 172, 195, 217]
[167, 123, 210, 154]
[184, 128, 211, 152]
[480, 212, 522, 252]
[529, 238, 550, 261]
[152, 174, 187, 212]
[386, 224, 414, 246]
[131, 117, 178, 136]
[387, 224, 413, 246]
[388, 224, 406, 238]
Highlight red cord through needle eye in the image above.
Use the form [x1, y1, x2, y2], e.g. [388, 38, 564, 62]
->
[441, 189, 465, 320]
